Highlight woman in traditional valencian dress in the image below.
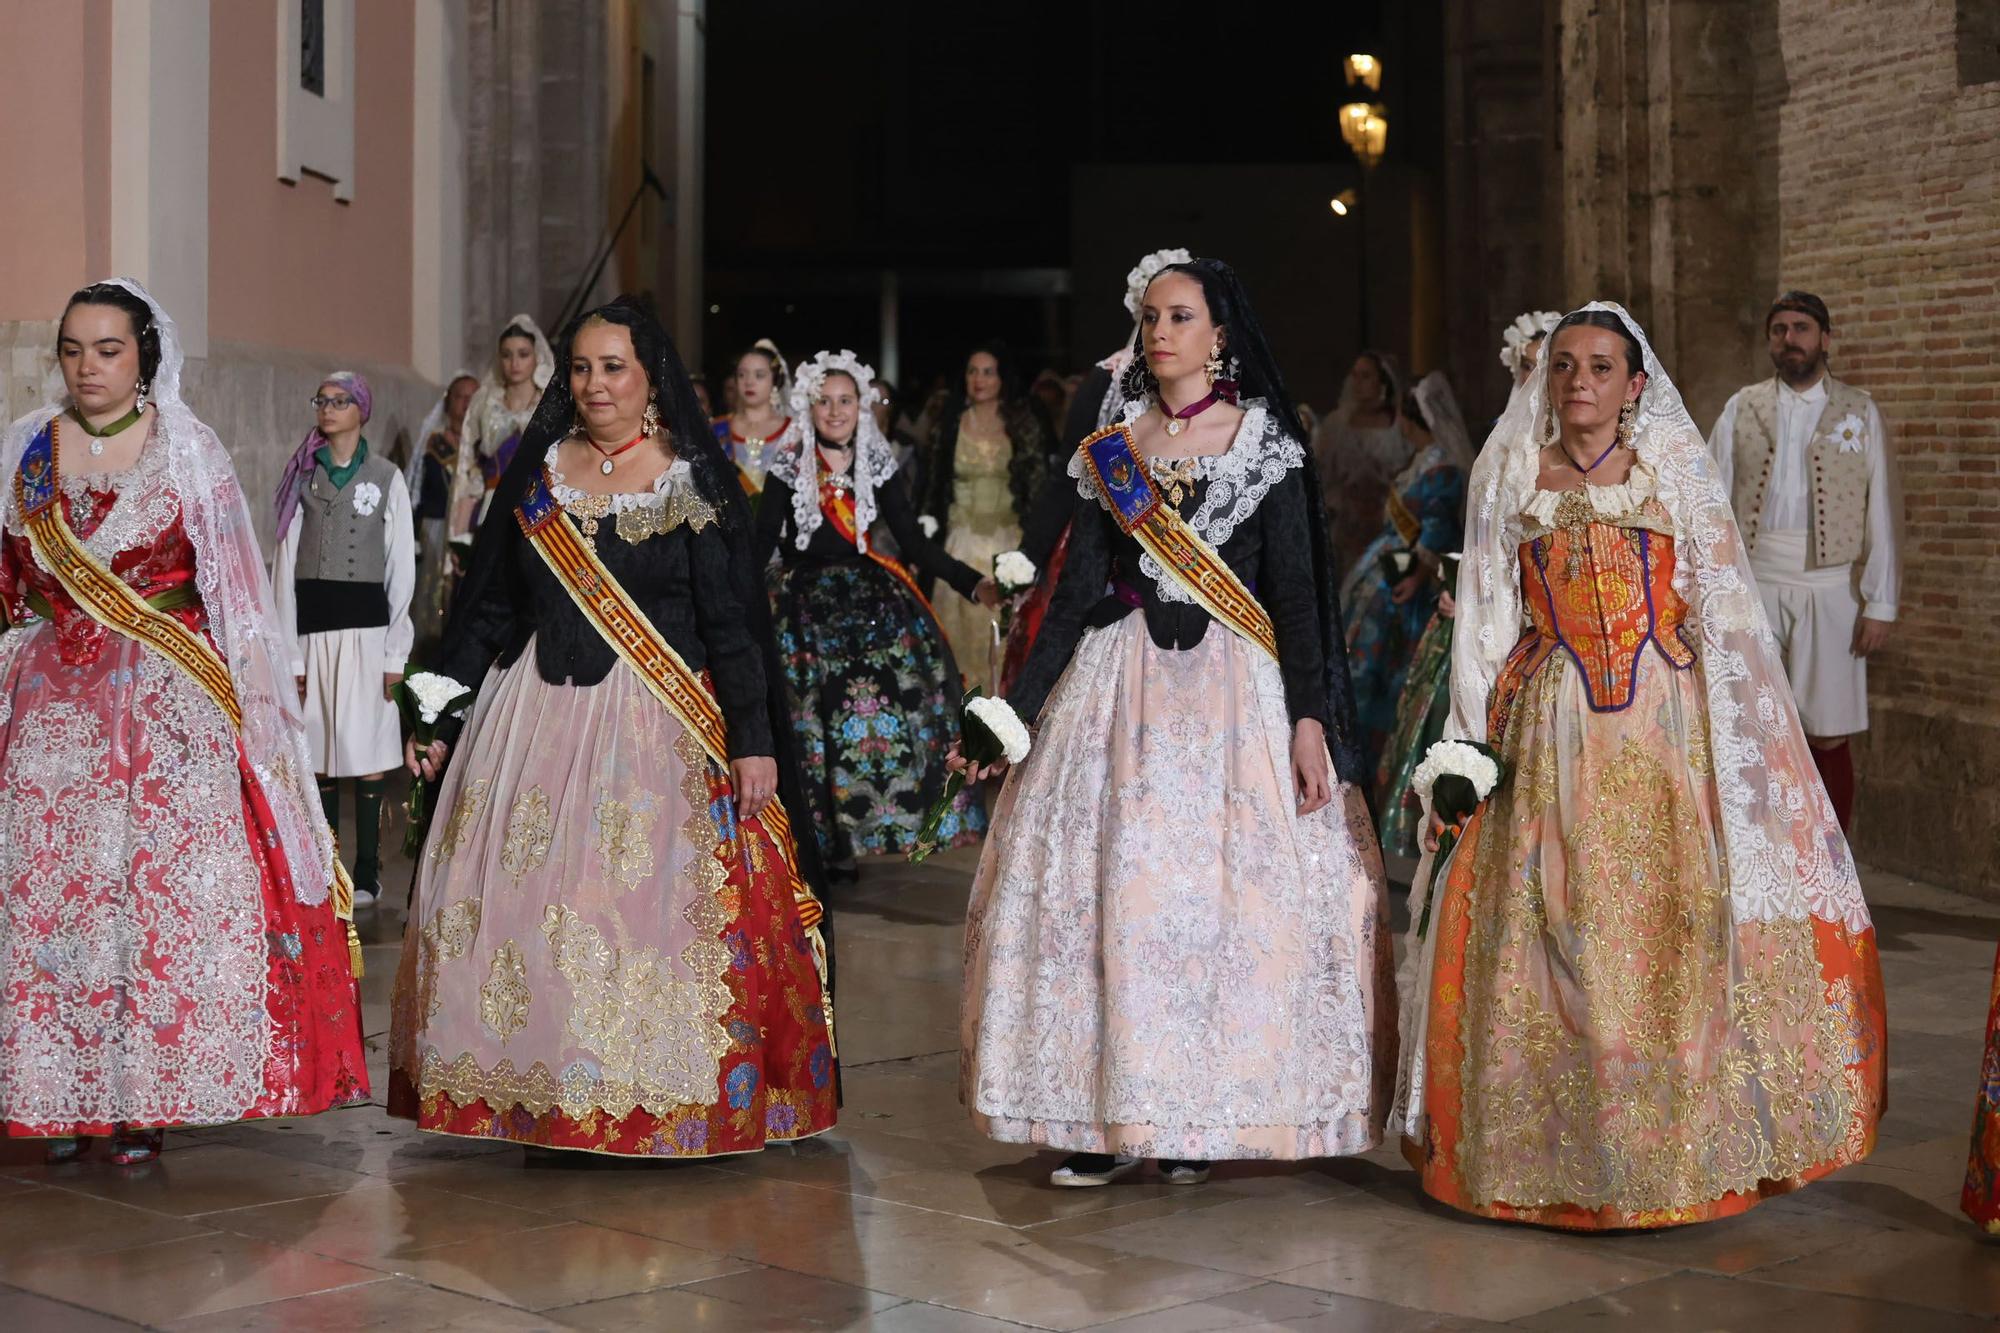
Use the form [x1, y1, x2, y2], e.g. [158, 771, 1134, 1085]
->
[389, 298, 836, 1159]
[1312, 350, 1405, 573]
[1395, 304, 1886, 1229]
[712, 340, 793, 495]
[0, 281, 368, 1165]
[451, 314, 555, 537]
[754, 351, 998, 872]
[1375, 319, 1557, 857]
[959, 259, 1393, 1188]
[405, 372, 477, 648]
[1340, 371, 1471, 775]
[925, 343, 1056, 694]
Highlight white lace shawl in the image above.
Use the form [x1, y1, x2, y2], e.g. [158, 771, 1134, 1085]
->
[1066, 397, 1303, 604]
[0, 278, 338, 908]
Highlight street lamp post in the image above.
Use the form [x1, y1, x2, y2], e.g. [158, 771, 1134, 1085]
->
[1338, 54, 1388, 347]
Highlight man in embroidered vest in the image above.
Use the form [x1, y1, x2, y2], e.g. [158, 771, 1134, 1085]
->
[271, 373, 418, 909]
[1710, 291, 1902, 831]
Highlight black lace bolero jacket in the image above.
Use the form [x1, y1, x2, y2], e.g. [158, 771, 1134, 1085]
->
[1006, 403, 1345, 746]
[436, 463, 774, 761]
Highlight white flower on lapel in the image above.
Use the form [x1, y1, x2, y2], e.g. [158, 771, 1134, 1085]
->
[352, 481, 383, 516]
[1828, 413, 1866, 455]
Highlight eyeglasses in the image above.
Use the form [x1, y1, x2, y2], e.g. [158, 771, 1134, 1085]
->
[311, 394, 358, 410]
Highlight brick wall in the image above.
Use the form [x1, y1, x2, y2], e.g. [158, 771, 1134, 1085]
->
[1771, 0, 2000, 887]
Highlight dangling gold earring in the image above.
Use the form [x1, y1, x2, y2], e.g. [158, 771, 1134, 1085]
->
[1202, 339, 1224, 386]
[641, 398, 662, 438]
[1616, 399, 1637, 448]
[1542, 399, 1558, 445]
[569, 410, 586, 438]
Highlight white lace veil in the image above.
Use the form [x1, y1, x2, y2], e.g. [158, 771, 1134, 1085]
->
[1408, 370, 1475, 475]
[454, 314, 555, 514]
[406, 368, 474, 511]
[769, 350, 899, 553]
[0, 278, 338, 907]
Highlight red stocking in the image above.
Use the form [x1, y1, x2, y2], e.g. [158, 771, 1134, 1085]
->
[1809, 740, 1855, 832]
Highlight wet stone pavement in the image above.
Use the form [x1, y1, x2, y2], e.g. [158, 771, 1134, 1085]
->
[2, 841, 1998, 1331]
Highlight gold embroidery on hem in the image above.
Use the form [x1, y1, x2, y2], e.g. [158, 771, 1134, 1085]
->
[480, 940, 532, 1041]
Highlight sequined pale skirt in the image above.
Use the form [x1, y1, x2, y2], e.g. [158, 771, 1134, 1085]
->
[961, 616, 1396, 1161]
[1412, 646, 1885, 1228]
[936, 519, 1018, 695]
[387, 639, 837, 1157]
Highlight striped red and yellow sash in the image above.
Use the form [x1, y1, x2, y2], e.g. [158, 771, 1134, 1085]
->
[818, 479, 943, 621]
[1077, 423, 1279, 660]
[15, 420, 361, 970]
[517, 470, 834, 1047]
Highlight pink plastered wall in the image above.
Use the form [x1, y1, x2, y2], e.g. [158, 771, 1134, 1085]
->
[207, 0, 415, 366]
[0, 0, 111, 322]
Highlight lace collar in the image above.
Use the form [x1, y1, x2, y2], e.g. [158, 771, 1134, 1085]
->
[1067, 396, 1305, 604]
[1520, 457, 1659, 528]
[545, 442, 698, 514]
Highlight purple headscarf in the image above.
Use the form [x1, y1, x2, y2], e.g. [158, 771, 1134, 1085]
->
[274, 370, 373, 542]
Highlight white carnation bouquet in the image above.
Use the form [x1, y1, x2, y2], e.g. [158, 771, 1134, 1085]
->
[909, 690, 1031, 863]
[1410, 738, 1505, 937]
[993, 550, 1037, 593]
[393, 670, 475, 858]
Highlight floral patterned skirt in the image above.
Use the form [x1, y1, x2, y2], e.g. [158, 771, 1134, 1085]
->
[1962, 942, 2000, 1233]
[1412, 650, 1886, 1228]
[387, 644, 837, 1157]
[769, 558, 982, 863]
[1373, 611, 1453, 859]
[962, 616, 1396, 1161]
[0, 626, 368, 1137]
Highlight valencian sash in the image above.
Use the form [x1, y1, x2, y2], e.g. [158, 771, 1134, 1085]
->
[516, 470, 835, 1045]
[817, 477, 942, 621]
[1078, 423, 1280, 660]
[14, 421, 362, 972]
[1385, 487, 1422, 547]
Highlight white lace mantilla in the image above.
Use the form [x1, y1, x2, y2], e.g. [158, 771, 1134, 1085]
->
[1, 421, 179, 567]
[1067, 397, 1302, 604]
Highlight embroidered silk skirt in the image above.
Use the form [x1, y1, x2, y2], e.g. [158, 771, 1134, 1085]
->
[769, 559, 983, 863]
[1410, 648, 1885, 1229]
[961, 616, 1396, 1161]
[0, 624, 369, 1137]
[387, 640, 837, 1157]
